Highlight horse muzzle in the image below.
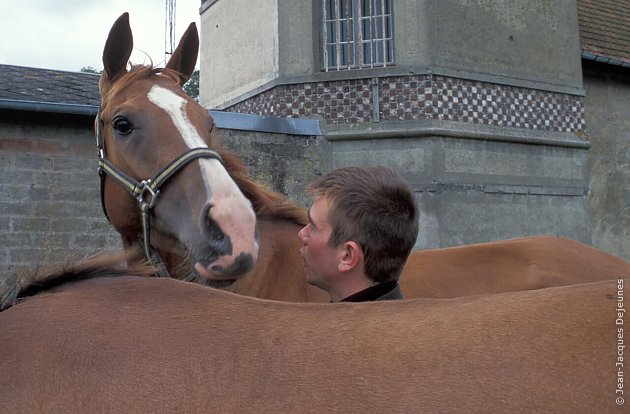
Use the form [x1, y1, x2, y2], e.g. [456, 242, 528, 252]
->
[193, 202, 259, 280]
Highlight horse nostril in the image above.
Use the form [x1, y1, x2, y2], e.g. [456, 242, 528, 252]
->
[200, 202, 231, 255]
[205, 216, 225, 243]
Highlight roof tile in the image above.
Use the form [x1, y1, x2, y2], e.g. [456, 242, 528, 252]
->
[578, 0, 630, 63]
[0, 64, 100, 105]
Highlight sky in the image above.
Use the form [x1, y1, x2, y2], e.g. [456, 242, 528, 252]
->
[0, 0, 201, 72]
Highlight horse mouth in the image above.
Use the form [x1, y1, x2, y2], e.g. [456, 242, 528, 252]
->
[200, 278, 237, 289]
[186, 265, 237, 289]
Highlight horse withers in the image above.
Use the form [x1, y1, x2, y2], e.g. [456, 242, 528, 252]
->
[96, 13, 258, 283]
[0, 264, 622, 413]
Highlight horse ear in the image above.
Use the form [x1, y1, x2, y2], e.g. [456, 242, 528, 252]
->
[165, 23, 199, 85]
[102, 12, 133, 84]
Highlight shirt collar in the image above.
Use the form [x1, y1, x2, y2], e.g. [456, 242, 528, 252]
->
[340, 280, 400, 302]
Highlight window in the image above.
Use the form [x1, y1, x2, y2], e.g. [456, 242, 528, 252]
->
[322, 0, 393, 71]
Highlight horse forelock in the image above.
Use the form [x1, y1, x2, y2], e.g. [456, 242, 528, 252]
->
[100, 65, 180, 110]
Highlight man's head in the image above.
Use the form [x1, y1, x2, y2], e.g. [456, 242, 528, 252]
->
[298, 166, 419, 291]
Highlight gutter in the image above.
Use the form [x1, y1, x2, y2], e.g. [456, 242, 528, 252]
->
[210, 111, 321, 136]
[581, 51, 630, 69]
[0, 98, 321, 136]
[0, 98, 98, 116]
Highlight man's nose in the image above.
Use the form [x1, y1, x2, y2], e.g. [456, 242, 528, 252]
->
[297, 226, 308, 243]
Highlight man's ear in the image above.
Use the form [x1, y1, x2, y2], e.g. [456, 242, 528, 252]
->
[338, 241, 364, 273]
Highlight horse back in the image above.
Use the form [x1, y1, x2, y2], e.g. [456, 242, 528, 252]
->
[0, 276, 621, 413]
[400, 236, 630, 298]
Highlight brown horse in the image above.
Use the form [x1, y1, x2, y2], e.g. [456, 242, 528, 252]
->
[399, 235, 630, 298]
[98, 14, 629, 303]
[96, 13, 326, 301]
[0, 265, 622, 413]
[97, 13, 259, 282]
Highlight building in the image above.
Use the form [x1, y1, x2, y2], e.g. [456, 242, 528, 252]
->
[200, 0, 610, 253]
[578, 0, 630, 260]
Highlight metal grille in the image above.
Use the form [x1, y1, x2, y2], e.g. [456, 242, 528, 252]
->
[322, 0, 393, 71]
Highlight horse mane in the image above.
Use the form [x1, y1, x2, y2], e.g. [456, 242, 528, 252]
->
[100, 65, 307, 227]
[1, 252, 155, 311]
[217, 149, 308, 226]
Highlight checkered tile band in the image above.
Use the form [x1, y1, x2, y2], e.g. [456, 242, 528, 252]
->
[225, 74, 586, 135]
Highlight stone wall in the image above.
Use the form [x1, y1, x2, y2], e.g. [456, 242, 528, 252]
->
[0, 111, 120, 281]
[217, 128, 330, 208]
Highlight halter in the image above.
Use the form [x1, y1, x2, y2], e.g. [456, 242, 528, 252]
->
[96, 106, 223, 278]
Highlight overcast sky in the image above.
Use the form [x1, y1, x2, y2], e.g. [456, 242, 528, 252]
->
[0, 0, 201, 72]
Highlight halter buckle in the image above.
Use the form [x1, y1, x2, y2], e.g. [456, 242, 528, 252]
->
[136, 180, 160, 209]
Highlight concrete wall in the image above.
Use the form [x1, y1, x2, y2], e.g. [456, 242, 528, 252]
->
[583, 61, 630, 260]
[412, 0, 583, 92]
[0, 111, 121, 285]
[327, 121, 591, 249]
[200, 0, 279, 108]
[277, 0, 317, 79]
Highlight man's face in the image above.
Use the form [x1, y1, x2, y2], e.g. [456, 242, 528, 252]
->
[297, 197, 341, 290]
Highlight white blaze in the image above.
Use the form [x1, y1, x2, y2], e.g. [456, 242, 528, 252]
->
[146, 85, 257, 267]
[147, 85, 229, 198]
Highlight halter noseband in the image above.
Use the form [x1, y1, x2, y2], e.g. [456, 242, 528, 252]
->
[96, 106, 223, 278]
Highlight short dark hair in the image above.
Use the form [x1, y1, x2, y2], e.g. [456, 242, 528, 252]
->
[308, 166, 419, 283]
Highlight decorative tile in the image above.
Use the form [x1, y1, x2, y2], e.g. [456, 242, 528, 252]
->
[225, 74, 586, 135]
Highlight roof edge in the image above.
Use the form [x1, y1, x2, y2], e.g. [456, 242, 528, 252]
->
[0, 99, 321, 136]
[581, 51, 630, 69]
[0, 99, 98, 116]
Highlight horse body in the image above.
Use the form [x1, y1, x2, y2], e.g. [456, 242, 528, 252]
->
[0, 274, 620, 413]
[225, 219, 328, 302]
[399, 235, 630, 298]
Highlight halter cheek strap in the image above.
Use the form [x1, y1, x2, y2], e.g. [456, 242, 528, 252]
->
[96, 107, 223, 278]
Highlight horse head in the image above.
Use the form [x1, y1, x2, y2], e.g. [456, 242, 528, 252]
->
[97, 13, 259, 282]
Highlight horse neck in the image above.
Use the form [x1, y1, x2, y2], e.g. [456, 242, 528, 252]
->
[227, 219, 329, 303]
[218, 149, 308, 227]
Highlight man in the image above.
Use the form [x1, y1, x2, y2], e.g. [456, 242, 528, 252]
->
[298, 166, 419, 302]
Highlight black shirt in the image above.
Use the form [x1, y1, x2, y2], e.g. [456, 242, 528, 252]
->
[340, 280, 403, 302]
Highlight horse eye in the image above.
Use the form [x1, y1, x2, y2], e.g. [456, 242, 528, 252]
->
[113, 117, 134, 136]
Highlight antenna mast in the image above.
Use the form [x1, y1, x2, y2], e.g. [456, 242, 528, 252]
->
[165, 0, 176, 62]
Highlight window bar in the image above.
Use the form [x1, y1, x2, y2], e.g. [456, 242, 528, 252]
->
[357, 0, 363, 68]
[373, 0, 379, 67]
[369, 0, 375, 68]
[346, 0, 352, 70]
[323, 0, 329, 72]
[335, 0, 341, 70]
[381, 0, 386, 67]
